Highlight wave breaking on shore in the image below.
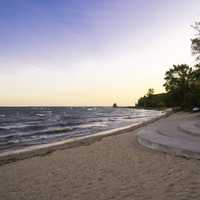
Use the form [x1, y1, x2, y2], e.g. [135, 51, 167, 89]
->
[0, 109, 172, 165]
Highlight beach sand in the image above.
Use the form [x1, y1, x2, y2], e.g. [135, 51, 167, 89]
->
[0, 113, 200, 200]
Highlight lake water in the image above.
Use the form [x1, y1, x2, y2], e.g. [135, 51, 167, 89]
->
[0, 107, 164, 152]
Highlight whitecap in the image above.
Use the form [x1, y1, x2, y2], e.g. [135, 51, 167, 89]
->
[35, 113, 46, 117]
[75, 122, 108, 129]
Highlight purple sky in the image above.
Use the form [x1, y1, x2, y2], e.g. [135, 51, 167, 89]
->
[0, 0, 200, 106]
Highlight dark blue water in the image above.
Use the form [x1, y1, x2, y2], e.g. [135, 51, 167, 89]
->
[0, 107, 164, 152]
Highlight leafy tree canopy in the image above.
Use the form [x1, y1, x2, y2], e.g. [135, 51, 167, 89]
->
[163, 64, 193, 92]
[191, 22, 200, 61]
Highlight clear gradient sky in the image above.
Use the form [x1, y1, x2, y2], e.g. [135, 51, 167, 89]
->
[0, 0, 200, 106]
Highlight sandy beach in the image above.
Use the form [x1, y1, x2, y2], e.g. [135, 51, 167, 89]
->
[1, 113, 200, 200]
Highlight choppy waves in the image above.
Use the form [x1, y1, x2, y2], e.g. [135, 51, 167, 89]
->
[0, 107, 164, 151]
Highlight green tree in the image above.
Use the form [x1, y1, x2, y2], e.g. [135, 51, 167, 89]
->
[163, 64, 193, 108]
[146, 88, 154, 97]
[190, 64, 200, 106]
[193, 64, 200, 80]
[191, 22, 200, 61]
[191, 22, 200, 106]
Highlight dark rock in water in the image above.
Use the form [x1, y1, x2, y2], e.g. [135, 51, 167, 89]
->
[113, 103, 118, 108]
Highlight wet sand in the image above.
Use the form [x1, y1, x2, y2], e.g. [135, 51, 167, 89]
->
[0, 113, 200, 200]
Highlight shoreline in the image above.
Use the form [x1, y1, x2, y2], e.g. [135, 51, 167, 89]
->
[1, 109, 200, 200]
[0, 109, 173, 165]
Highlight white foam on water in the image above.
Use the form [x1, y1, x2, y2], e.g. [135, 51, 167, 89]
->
[75, 122, 108, 128]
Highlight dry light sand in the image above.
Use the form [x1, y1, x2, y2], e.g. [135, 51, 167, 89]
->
[0, 113, 200, 200]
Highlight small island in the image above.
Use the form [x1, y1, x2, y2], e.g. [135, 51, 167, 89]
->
[112, 103, 118, 108]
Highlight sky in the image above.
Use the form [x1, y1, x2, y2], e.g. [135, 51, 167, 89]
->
[0, 0, 200, 106]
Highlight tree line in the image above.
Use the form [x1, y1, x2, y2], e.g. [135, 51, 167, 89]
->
[136, 22, 200, 109]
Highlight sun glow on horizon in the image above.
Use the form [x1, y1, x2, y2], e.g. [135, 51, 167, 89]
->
[0, 0, 199, 106]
